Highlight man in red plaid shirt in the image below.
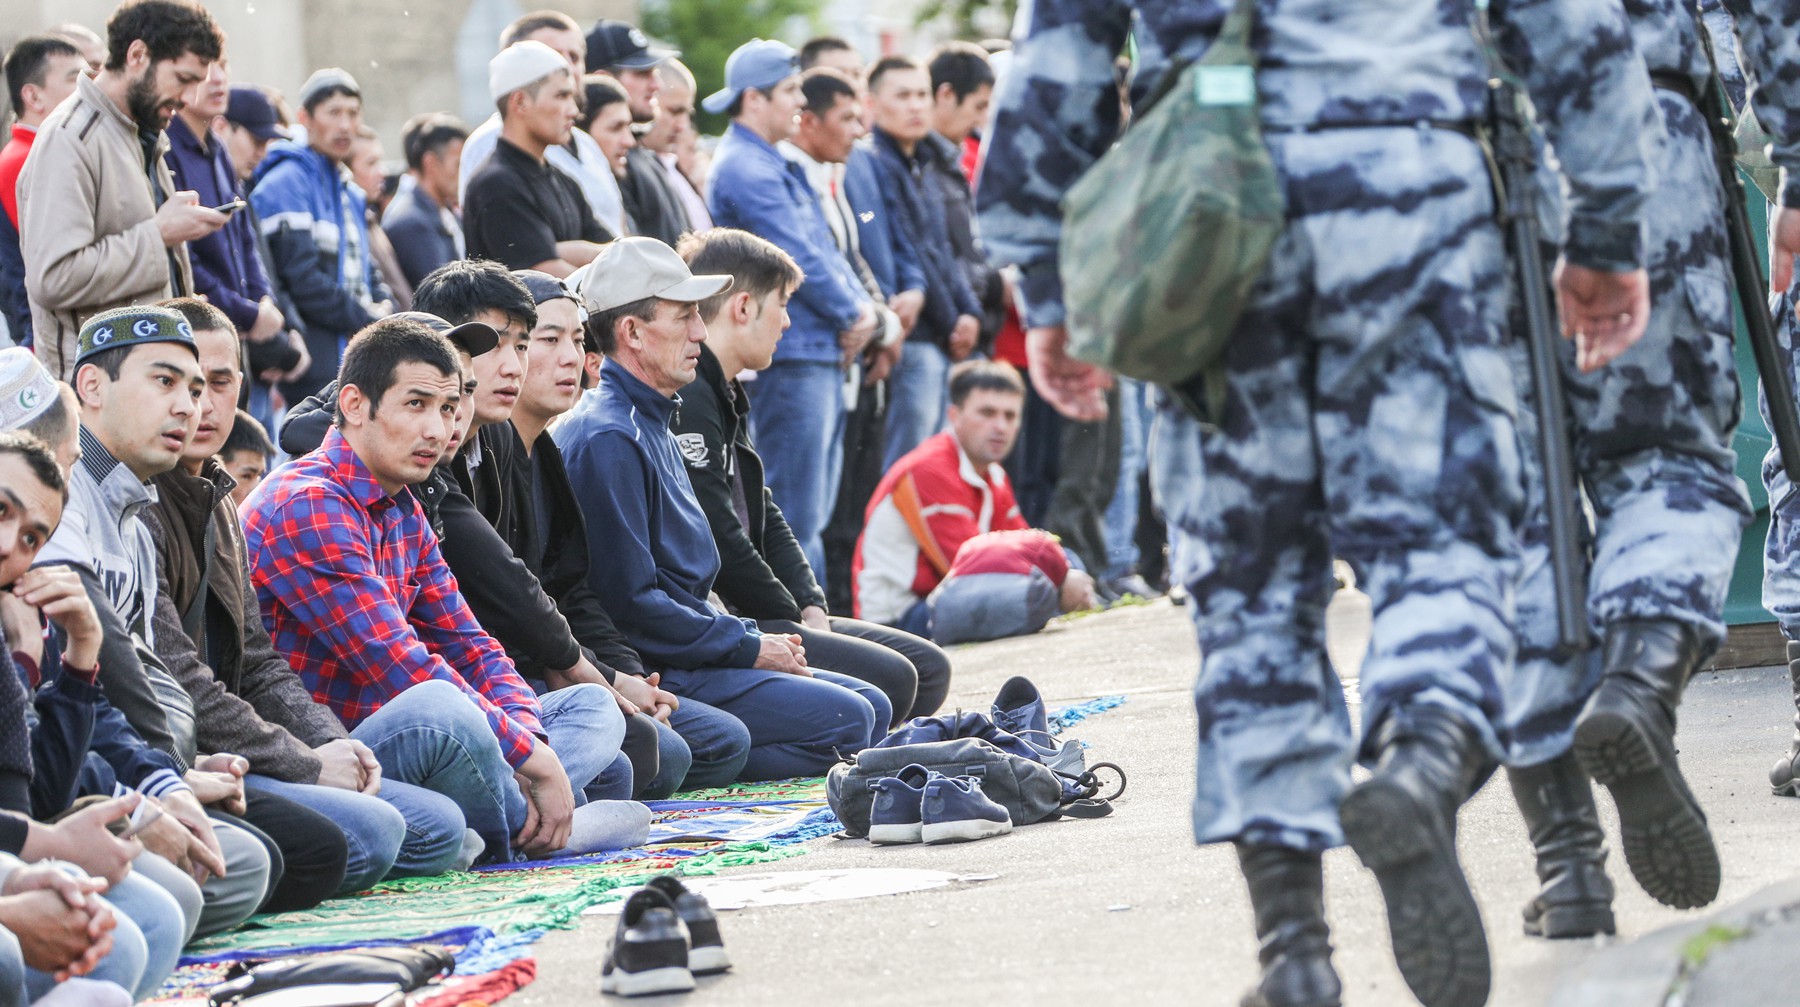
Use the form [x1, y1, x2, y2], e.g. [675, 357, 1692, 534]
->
[243, 316, 633, 862]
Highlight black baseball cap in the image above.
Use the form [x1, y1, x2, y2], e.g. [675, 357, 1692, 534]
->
[224, 84, 287, 142]
[585, 20, 678, 73]
[391, 311, 500, 358]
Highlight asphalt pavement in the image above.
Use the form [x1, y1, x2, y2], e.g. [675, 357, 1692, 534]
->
[511, 596, 1800, 1007]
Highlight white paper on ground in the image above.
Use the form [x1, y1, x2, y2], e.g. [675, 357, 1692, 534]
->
[582, 868, 996, 914]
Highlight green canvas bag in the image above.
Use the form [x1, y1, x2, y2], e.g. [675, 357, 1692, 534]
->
[1057, 0, 1283, 412]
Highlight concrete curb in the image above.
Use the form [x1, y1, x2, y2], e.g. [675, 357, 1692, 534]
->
[1546, 880, 1800, 1007]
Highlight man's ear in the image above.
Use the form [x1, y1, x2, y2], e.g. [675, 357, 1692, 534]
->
[337, 383, 368, 426]
[731, 291, 756, 324]
[124, 39, 149, 74]
[71, 363, 104, 411]
[934, 82, 956, 106]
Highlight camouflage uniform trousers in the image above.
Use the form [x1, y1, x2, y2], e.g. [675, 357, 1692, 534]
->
[1149, 127, 1521, 853]
[1503, 94, 1751, 768]
[1760, 292, 1800, 636]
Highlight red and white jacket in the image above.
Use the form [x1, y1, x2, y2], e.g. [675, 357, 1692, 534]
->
[852, 431, 1029, 624]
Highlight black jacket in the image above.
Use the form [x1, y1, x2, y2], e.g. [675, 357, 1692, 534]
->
[280, 391, 593, 681]
[620, 146, 691, 247]
[670, 345, 827, 623]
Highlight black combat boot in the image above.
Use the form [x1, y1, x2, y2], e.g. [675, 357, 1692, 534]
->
[1507, 754, 1615, 938]
[1768, 641, 1800, 797]
[1340, 704, 1492, 1007]
[1236, 844, 1341, 1007]
[1572, 619, 1719, 909]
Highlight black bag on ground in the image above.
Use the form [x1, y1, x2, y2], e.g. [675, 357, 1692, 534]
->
[208, 947, 455, 1006]
[827, 738, 1064, 837]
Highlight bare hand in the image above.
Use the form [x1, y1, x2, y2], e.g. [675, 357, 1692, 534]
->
[799, 606, 830, 632]
[865, 342, 902, 385]
[949, 315, 979, 361]
[753, 633, 810, 676]
[1552, 261, 1651, 372]
[1026, 324, 1113, 420]
[0, 592, 42, 667]
[838, 305, 878, 357]
[0, 882, 112, 979]
[9, 566, 102, 669]
[187, 757, 248, 816]
[25, 794, 142, 885]
[889, 290, 924, 335]
[248, 298, 285, 344]
[1772, 206, 1800, 302]
[156, 192, 228, 246]
[313, 738, 370, 793]
[1060, 569, 1099, 613]
[513, 743, 575, 857]
[282, 331, 313, 383]
[612, 672, 677, 722]
[160, 790, 228, 881]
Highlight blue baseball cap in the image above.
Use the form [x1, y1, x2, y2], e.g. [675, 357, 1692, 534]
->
[224, 84, 287, 142]
[701, 39, 799, 115]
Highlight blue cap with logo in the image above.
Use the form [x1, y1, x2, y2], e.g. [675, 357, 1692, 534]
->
[701, 39, 800, 115]
[75, 306, 197, 368]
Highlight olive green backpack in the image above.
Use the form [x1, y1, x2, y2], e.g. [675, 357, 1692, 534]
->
[1057, 0, 1283, 415]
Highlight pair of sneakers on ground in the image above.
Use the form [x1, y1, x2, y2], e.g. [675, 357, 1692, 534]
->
[601, 875, 729, 997]
[869, 764, 1014, 845]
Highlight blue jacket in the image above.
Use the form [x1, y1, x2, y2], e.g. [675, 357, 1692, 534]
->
[707, 123, 869, 365]
[0, 210, 28, 347]
[844, 144, 925, 301]
[250, 141, 388, 395]
[868, 128, 981, 349]
[381, 179, 461, 290]
[167, 116, 271, 334]
[554, 357, 764, 671]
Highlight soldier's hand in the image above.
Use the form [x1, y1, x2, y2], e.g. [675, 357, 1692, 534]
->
[1026, 325, 1112, 421]
[1772, 207, 1800, 305]
[1552, 262, 1650, 372]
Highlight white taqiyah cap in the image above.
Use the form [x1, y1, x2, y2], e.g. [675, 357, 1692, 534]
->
[489, 41, 570, 103]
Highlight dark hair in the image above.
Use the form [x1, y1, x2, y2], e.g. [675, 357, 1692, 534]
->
[676, 229, 802, 322]
[867, 55, 923, 94]
[799, 67, 857, 117]
[501, 10, 580, 49]
[798, 36, 855, 72]
[18, 382, 73, 456]
[222, 408, 272, 459]
[5, 35, 80, 114]
[575, 73, 629, 132]
[588, 296, 659, 355]
[302, 84, 357, 114]
[104, 0, 222, 73]
[724, 86, 775, 120]
[413, 259, 537, 332]
[335, 316, 458, 425]
[948, 359, 1024, 406]
[928, 41, 995, 102]
[159, 295, 233, 337]
[0, 430, 66, 503]
[73, 345, 129, 406]
[401, 112, 469, 172]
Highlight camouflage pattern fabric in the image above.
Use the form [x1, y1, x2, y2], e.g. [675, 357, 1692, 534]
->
[1504, 85, 1752, 768]
[982, 0, 1656, 853]
[1718, 0, 1800, 206]
[1761, 291, 1800, 637]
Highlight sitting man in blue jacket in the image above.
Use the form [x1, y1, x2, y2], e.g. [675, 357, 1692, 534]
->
[556, 238, 886, 781]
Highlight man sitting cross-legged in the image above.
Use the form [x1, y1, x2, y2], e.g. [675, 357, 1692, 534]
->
[558, 237, 887, 781]
[671, 229, 952, 724]
[243, 317, 632, 862]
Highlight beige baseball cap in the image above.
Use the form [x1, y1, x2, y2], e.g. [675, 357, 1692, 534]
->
[579, 237, 732, 314]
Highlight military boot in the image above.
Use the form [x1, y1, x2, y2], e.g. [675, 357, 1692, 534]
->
[1340, 704, 1491, 1007]
[1572, 619, 1719, 909]
[1507, 754, 1615, 938]
[1236, 844, 1341, 1007]
[1768, 641, 1800, 797]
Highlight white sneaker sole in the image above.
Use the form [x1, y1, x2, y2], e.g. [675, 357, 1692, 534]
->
[922, 817, 1012, 844]
[689, 944, 732, 975]
[601, 965, 696, 996]
[869, 822, 924, 845]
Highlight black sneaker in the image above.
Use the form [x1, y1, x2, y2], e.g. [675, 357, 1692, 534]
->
[645, 874, 730, 975]
[600, 888, 696, 997]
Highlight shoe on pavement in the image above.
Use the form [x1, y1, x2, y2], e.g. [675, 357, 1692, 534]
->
[921, 772, 1012, 844]
[1106, 573, 1160, 599]
[869, 764, 931, 845]
[1769, 640, 1800, 796]
[645, 874, 730, 975]
[1236, 843, 1342, 1007]
[992, 676, 1049, 738]
[600, 888, 696, 997]
[1572, 620, 1719, 909]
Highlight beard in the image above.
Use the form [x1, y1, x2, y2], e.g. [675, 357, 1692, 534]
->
[125, 70, 169, 131]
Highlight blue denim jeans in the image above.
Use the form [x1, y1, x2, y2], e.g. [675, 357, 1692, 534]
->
[659, 667, 880, 781]
[746, 360, 848, 583]
[245, 774, 462, 889]
[883, 340, 950, 471]
[349, 680, 624, 860]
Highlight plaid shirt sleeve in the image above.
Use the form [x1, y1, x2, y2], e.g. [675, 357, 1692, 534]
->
[254, 481, 543, 768]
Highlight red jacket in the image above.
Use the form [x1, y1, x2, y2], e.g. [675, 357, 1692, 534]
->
[852, 431, 1028, 623]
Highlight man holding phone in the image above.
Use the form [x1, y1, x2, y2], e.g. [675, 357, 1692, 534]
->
[166, 57, 288, 358]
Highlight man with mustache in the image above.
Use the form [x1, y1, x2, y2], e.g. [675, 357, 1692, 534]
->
[17, 0, 229, 379]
